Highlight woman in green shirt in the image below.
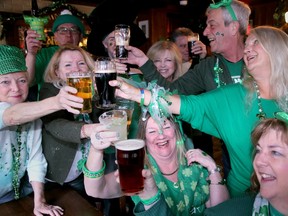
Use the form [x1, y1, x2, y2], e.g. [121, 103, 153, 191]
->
[109, 26, 288, 198]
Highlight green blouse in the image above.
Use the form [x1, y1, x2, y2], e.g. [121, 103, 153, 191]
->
[132, 154, 210, 215]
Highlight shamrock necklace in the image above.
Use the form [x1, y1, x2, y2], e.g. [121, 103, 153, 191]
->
[254, 81, 266, 120]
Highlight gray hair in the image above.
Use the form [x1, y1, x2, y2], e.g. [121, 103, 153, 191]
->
[207, 0, 251, 36]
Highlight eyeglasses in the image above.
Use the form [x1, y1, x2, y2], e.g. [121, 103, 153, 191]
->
[210, 0, 238, 21]
[56, 27, 80, 35]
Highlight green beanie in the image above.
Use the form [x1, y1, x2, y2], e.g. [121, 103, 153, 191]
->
[52, 14, 85, 35]
[0, 45, 27, 75]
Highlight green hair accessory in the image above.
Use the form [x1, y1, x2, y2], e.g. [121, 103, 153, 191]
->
[274, 112, 288, 125]
[145, 81, 173, 127]
[210, 0, 238, 21]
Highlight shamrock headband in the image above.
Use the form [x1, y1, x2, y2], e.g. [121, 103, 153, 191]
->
[274, 112, 288, 125]
[210, 0, 238, 21]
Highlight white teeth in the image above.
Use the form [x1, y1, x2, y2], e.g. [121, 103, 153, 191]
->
[157, 141, 168, 146]
[261, 174, 273, 178]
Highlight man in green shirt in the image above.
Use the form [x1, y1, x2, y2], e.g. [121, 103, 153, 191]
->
[25, 10, 85, 101]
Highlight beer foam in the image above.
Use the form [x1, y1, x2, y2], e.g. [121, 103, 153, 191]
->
[95, 70, 116, 73]
[115, 139, 145, 151]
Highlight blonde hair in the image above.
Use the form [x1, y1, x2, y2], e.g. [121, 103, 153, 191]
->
[147, 40, 183, 81]
[242, 26, 288, 113]
[136, 113, 187, 173]
[43, 45, 95, 83]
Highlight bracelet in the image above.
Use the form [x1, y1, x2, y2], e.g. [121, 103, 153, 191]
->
[140, 190, 161, 206]
[208, 179, 227, 185]
[82, 160, 106, 178]
[140, 88, 145, 107]
[208, 166, 221, 175]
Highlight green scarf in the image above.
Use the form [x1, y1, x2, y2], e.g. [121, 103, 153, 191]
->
[252, 193, 284, 216]
[148, 154, 209, 215]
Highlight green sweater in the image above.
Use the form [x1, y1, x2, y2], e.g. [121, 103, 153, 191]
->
[179, 84, 280, 197]
[35, 46, 59, 91]
[140, 54, 245, 95]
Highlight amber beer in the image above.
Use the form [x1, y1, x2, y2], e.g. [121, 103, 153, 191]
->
[66, 72, 92, 113]
[115, 139, 145, 195]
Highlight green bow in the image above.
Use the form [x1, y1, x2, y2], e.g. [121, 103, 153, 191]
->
[274, 112, 288, 125]
[210, 0, 238, 21]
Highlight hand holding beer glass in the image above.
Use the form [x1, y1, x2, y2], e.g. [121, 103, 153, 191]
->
[114, 24, 130, 59]
[66, 71, 93, 113]
[115, 139, 145, 195]
[188, 32, 200, 59]
[98, 110, 127, 142]
[94, 57, 117, 109]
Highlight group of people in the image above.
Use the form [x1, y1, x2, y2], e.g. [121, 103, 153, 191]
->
[1, 0, 288, 216]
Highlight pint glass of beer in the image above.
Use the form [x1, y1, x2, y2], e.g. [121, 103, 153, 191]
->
[94, 57, 117, 109]
[66, 71, 93, 113]
[99, 110, 127, 142]
[115, 139, 145, 195]
[187, 32, 200, 59]
[115, 24, 130, 59]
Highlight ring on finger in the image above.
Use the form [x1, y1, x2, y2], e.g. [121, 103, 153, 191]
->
[118, 81, 123, 88]
[95, 132, 102, 140]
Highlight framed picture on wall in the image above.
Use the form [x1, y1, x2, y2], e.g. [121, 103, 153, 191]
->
[138, 20, 149, 38]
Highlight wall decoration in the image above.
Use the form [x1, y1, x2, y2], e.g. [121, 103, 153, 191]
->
[138, 20, 149, 38]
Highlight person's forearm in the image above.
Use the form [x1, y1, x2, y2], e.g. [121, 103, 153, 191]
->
[31, 181, 46, 205]
[84, 146, 121, 198]
[207, 171, 230, 207]
[25, 53, 37, 85]
[3, 96, 61, 126]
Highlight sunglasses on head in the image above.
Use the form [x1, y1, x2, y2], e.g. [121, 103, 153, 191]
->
[210, 0, 238, 21]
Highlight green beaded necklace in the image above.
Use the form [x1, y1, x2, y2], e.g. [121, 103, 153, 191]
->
[12, 125, 24, 199]
[214, 58, 225, 87]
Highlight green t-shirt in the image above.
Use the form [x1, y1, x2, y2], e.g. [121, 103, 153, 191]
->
[223, 58, 243, 84]
[179, 84, 280, 197]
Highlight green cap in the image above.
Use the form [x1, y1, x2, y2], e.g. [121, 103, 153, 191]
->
[0, 45, 27, 75]
[52, 13, 85, 35]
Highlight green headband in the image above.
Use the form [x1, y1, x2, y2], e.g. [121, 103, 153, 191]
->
[210, 0, 238, 21]
[274, 112, 288, 125]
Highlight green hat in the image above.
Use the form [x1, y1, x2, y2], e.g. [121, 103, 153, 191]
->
[0, 45, 27, 75]
[52, 10, 85, 35]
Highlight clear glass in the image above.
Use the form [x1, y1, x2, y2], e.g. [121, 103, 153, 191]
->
[99, 110, 127, 142]
[94, 57, 117, 109]
[66, 71, 92, 113]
